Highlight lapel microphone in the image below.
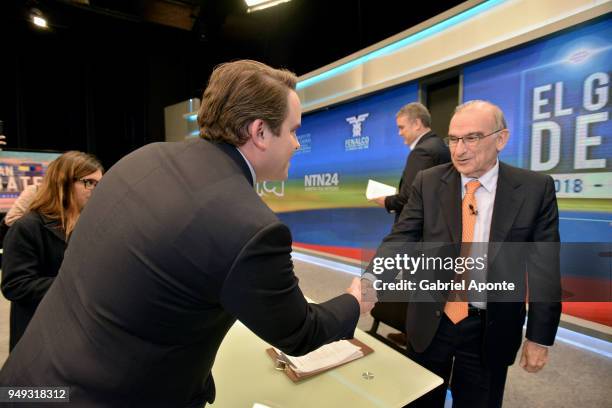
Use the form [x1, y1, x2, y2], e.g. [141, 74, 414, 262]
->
[468, 204, 478, 216]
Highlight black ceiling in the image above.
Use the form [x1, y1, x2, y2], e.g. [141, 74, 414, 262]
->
[197, 0, 466, 75]
[0, 0, 466, 165]
[7, 0, 466, 76]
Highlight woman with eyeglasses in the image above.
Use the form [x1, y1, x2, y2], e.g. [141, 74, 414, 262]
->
[1, 151, 103, 351]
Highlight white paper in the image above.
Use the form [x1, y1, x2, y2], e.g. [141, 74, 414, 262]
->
[274, 340, 363, 374]
[366, 179, 397, 200]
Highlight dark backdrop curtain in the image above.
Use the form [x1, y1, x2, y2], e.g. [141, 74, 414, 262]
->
[0, 2, 210, 169]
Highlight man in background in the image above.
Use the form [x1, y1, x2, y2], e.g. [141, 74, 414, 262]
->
[371, 102, 450, 346]
[0, 60, 374, 407]
[372, 102, 450, 223]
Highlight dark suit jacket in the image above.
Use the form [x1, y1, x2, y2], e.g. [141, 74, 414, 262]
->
[0, 139, 360, 407]
[384, 131, 450, 223]
[1, 211, 66, 351]
[382, 161, 561, 367]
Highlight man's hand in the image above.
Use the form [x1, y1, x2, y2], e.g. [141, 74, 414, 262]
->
[519, 340, 549, 373]
[346, 277, 376, 314]
[361, 277, 378, 304]
[370, 196, 386, 207]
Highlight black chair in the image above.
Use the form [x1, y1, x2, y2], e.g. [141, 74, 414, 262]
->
[366, 301, 408, 353]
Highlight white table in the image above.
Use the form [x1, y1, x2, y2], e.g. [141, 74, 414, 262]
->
[210, 321, 442, 407]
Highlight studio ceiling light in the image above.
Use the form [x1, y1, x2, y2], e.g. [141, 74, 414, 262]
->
[30, 8, 48, 29]
[245, 0, 291, 13]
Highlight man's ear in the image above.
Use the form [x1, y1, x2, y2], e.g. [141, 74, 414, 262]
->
[496, 129, 510, 152]
[247, 119, 267, 151]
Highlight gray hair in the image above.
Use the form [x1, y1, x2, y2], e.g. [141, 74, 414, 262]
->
[454, 100, 507, 130]
[396, 102, 431, 128]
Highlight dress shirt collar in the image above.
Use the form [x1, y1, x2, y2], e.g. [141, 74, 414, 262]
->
[409, 130, 430, 150]
[460, 159, 499, 193]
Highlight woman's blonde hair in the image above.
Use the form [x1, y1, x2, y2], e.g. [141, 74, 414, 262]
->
[29, 151, 103, 238]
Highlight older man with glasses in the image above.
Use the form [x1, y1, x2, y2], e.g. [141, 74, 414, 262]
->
[370, 100, 561, 407]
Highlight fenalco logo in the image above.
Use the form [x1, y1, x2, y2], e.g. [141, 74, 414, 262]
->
[304, 173, 340, 191]
[345, 113, 370, 151]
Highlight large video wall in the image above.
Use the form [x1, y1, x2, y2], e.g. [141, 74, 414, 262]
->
[261, 16, 611, 260]
[463, 16, 611, 243]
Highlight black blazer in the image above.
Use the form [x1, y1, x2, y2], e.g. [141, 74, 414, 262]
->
[383, 162, 561, 366]
[0, 139, 360, 407]
[385, 131, 450, 223]
[1, 211, 66, 351]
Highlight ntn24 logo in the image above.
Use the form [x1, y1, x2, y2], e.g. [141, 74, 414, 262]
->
[304, 173, 339, 187]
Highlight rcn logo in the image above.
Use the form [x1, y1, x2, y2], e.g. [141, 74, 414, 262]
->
[345, 113, 370, 151]
[256, 181, 285, 197]
[304, 173, 340, 191]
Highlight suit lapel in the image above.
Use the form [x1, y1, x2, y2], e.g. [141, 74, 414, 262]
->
[438, 166, 462, 242]
[490, 162, 524, 242]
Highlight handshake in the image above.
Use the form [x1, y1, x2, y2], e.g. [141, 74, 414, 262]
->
[346, 277, 377, 314]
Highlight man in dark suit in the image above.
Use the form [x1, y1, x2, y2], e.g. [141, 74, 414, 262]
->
[372, 102, 450, 223]
[369, 100, 561, 407]
[371, 102, 450, 346]
[0, 60, 374, 407]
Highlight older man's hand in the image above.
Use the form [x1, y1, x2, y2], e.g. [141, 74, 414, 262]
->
[519, 340, 549, 373]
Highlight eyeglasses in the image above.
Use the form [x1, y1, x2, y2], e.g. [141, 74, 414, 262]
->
[77, 178, 99, 190]
[445, 129, 505, 147]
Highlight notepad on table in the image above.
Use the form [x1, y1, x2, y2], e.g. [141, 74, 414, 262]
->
[274, 340, 363, 374]
[267, 338, 374, 382]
